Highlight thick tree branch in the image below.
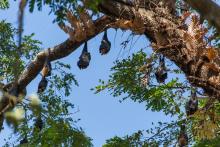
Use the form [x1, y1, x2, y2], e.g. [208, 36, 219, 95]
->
[18, 16, 114, 91]
[99, 0, 220, 98]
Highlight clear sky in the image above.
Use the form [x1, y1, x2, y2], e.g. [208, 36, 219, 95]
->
[0, 1, 175, 146]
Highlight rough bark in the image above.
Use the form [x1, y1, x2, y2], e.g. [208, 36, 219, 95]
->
[1, 0, 220, 128]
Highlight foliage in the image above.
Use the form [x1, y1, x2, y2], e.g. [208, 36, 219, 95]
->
[0, 0, 9, 9]
[194, 137, 220, 147]
[0, 20, 41, 81]
[103, 120, 192, 147]
[103, 131, 149, 147]
[25, 0, 102, 23]
[17, 76, 91, 146]
[94, 51, 185, 116]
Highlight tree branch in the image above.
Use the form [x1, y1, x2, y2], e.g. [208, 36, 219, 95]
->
[18, 16, 114, 91]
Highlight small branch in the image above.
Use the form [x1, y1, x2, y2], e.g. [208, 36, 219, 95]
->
[145, 120, 182, 141]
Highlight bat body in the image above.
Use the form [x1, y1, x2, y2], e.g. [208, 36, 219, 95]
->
[99, 31, 111, 55]
[77, 42, 91, 69]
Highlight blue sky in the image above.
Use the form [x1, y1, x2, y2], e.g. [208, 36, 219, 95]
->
[0, 1, 175, 146]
